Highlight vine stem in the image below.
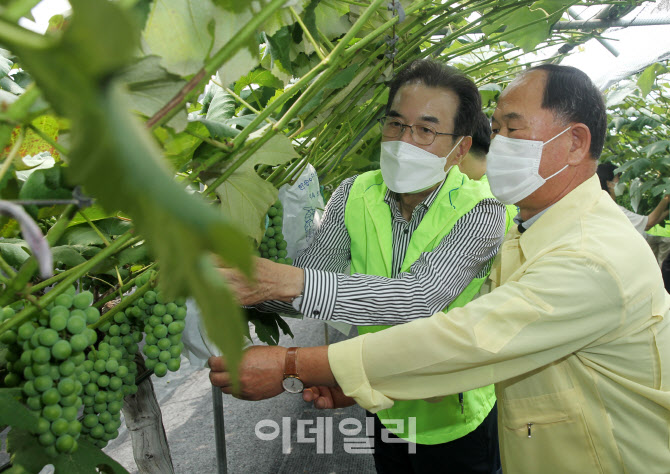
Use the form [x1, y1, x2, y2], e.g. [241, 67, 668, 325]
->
[0, 232, 136, 335]
[145, 0, 290, 130]
[90, 275, 155, 330]
[290, 6, 325, 60]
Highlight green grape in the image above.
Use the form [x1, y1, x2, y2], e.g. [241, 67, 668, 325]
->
[43, 404, 62, 422]
[34, 375, 53, 392]
[60, 393, 80, 407]
[48, 313, 67, 331]
[84, 383, 98, 397]
[68, 419, 81, 436]
[272, 216, 283, 226]
[116, 365, 129, 378]
[94, 391, 107, 403]
[260, 243, 268, 252]
[154, 363, 168, 377]
[70, 334, 89, 353]
[78, 370, 91, 385]
[89, 371, 99, 384]
[156, 292, 168, 305]
[148, 315, 161, 327]
[38, 431, 56, 447]
[62, 406, 79, 421]
[23, 380, 38, 397]
[143, 291, 157, 305]
[268, 206, 278, 217]
[105, 359, 119, 373]
[168, 321, 184, 335]
[84, 328, 98, 345]
[265, 227, 276, 238]
[144, 358, 157, 370]
[0, 330, 17, 345]
[4, 372, 20, 387]
[161, 314, 173, 325]
[274, 232, 284, 242]
[167, 358, 181, 372]
[267, 238, 277, 249]
[42, 388, 61, 405]
[35, 417, 51, 434]
[33, 363, 51, 377]
[2, 307, 15, 319]
[52, 340, 72, 360]
[98, 411, 112, 424]
[165, 303, 178, 315]
[145, 334, 158, 345]
[168, 345, 182, 358]
[97, 375, 110, 388]
[94, 402, 107, 413]
[109, 336, 122, 347]
[97, 349, 110, 361]
[59, 360, 76, 377]
[113, 312, 126, 324]
[153, 324, 168, 339]
[20, 350, 33, 366]
[127, 342, 139, 354]
[174, 307, 187, 320]
[56, 434, 75, 453]
[49, 365, 60, 381]
[38, 329, 59, 347]
[108, 324, 120, 336]
[54, 294, 73, 309]
[136, 299, 148, 311]
[67, 316, 87, 335]
[84, 306, 100, 324]
[51, 418, 69, 436]
[143, 345, 160, 360]
[168, 334, 182, 345]
[99, 322, 111, 333]
[26, 395, 42, 411]
[158, 351, 171, 363]
[83, 414, 99, 428]
[276, 258, 286, 264]
[157, 338, 171, 351]
[73, 291, 94, 309]
[57, 378, 76, 397]
[285, 257, 293, 265]
[109, 377, 123, 391]
[268, 248, 278, 257]
[90, 424, 105, 439]
[119, 323, 130, 335]
[18, 322, 35, 341]
[278, 249, 288, 258]
[107, 400, 122, 414]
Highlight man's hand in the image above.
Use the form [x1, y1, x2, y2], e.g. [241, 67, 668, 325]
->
[208, 346, 287, 401]
[218, 256, 304, 306]
[303, 385, 356, 409]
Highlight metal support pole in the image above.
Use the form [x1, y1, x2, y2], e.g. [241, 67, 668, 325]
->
[324, 322, 330, 345]
[212, 386, 228, 474]
[566, 7, 620, 57]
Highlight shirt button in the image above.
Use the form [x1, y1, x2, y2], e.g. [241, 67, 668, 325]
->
[404, 228, 409, 234]
[313, 310, 320, 316]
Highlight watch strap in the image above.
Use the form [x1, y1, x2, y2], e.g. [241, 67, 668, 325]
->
[284, 347, 299, 377]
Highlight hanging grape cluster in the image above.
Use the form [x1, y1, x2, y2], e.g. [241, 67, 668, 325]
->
[1, 286, 99, 456]
[259, 200, 292, 264]
[80, 270, 187, 447]
[0, 269, 189, 455]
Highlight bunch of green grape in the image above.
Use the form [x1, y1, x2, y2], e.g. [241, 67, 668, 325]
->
[259, 200, 292, 265]
[1, 286, 99, 456]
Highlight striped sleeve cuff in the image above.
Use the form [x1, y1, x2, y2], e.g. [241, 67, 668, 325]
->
[299, 268, 338, 320]
[328, 337, 394, 413]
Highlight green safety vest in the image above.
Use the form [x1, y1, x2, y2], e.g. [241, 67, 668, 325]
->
[344, 167, 501, 445]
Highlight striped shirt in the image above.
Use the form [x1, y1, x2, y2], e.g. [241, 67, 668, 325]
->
[257, 174, 507, 325]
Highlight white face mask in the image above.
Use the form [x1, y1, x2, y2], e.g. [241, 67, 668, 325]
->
[486, 126, 571, 205]
[380, 138, 463, 194]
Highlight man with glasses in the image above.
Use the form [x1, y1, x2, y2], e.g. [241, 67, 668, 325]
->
[221, 59, 506, 473]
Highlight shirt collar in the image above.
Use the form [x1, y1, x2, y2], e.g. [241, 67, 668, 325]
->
[383, 179, 446, 211]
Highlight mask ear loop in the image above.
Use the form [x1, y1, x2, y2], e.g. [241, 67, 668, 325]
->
[541, 126, 572, 181]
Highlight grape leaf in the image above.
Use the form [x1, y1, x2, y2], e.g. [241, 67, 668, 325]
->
[210, 134, 299, 245]
[233, 69, 283, 97]
[118, 56, 188, 132]
[637, 63, 669, 97]
[50, 246, 87, 267]
[0, 389, 37, 433]
[0, 239, 31, 267]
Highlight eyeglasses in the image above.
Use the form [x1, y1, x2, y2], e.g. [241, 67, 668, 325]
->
[378, 117, 459, 146]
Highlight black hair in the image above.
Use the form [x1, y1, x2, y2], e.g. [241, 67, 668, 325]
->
[596, 162, 617, 192]
[527, 64, 607, 159]
[386, 59, 481, 137]
[470, 112, 491, 158]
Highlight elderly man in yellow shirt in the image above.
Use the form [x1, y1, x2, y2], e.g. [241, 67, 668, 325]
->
[209, 64, 670, 473]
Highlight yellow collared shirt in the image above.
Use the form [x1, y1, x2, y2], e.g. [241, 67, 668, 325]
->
[329, 174, 670, 473]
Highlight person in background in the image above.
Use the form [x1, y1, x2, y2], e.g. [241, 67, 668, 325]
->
[458, 112, 491, 181]
[596, 161, 670, 235]
[210, 64, 670, 474]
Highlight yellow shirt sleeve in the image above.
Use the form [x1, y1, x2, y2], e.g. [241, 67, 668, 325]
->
[328, 251, 624, 412]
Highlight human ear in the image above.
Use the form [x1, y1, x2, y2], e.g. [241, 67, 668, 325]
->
[447, 136, 472, 169]
[566, 123, 591, 165]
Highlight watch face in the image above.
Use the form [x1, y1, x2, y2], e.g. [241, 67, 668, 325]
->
[282, 376, 304, 393]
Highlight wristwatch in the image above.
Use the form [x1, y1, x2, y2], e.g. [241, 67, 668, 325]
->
[282, 347, 304, 393]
